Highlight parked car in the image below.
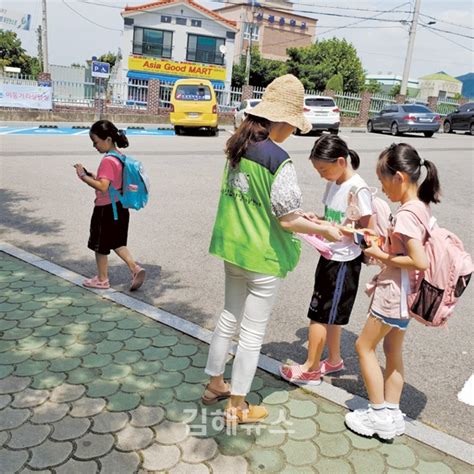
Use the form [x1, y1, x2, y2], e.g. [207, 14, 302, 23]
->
[297, 95, 340, 135]
[443, 102, 474, 135]
[367, 104, 441, 137]
[233, 99, 262, 129]
[169, 79, 218, 136]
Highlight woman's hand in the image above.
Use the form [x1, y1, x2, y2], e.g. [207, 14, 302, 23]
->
[363, 243, 386, 261]
[323, 225, 343, 243]
[73, 163, 85, 178]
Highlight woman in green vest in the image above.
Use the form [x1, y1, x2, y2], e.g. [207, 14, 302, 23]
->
[202, 74, 342, 425]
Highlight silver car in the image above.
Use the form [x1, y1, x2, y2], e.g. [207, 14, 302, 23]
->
[233, 99, 262, 129]
[367, 104, 441, 137]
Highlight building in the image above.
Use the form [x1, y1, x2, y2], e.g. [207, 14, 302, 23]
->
[119, 0, 238, 91]
[418, 72, 463, 101]
[365, 74, 420, 97]
[214, 1, 317, 62]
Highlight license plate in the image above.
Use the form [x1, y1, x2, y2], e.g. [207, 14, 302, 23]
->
[188, 112, 200, 118]
[419, 118, 432, 122]
[314, 111, 328, 116]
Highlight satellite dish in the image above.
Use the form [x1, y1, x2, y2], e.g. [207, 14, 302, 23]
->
[219, 44, 227, 55]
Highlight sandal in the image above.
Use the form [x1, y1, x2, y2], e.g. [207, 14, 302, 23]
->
[130, 265, 146, 291]
[83, 276, 110, 289]
[201, 384, 231, 405]
[224, 403, 268, 426]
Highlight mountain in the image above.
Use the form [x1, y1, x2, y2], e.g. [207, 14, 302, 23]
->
[456, 73, 474, 99]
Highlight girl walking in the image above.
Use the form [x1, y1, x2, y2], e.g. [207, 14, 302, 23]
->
[280, 135, 373, 386]
[74, 120, 145, 291]
[202, 75, 342, 425]
[345, 143, 439, 440]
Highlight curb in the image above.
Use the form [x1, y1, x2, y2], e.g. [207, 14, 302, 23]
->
[0, 241, 472, 466]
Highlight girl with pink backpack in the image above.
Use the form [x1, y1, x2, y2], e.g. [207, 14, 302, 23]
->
[345, 143, 440, 440]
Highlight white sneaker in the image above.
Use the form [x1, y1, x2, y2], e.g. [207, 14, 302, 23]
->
[345, 408, 396, 440]
[390, 409, 406, 436]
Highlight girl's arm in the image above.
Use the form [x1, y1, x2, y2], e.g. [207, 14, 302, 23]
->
[279, 212, 342, 242]
[80, 174, 110, 193]
[364, 237, 428, 271]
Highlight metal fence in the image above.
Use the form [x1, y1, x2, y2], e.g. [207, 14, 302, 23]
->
[0, 74, 38, 86]
[436, 98, 460, 116]
[369, 93, 397, 115]
[334, 92, 363, 118]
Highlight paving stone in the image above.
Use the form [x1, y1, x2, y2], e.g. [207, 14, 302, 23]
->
[280, 466, 314, 474]
[107, 392, 141, 412]
[208, 454, 248, 474]
[124, 337, 151, 351]
[345, 429, 380, 450]
[151, 334, 179, 347]
[0, 350, 32, 365]
[153, 371, 184, 389]
[0, 302, 20, 312]
[12, 388, 49, 408]
[247, 446, 286, 472]
[0, 366, 14, 379]
[314, 432, 350, 458]
[70, 397, 106, 417]
[92, 411, 129, 434]
[7, 422, 50, 448]
[32, 346, 65, 361]
[67, 367, 101, 385]
[101, 364, 131, 380]
[31, 371, 67, 390]
[281, 439, 318, 467]
[98, 450, 140, 474]
[60, 306, 86, 317]
[29, 440, 73, 469]
[255, 427, 286, 447]
[183, 366, 208, 384]
[379, 443, 417, 469]
[180, 436, 218, 463]
[89, 321, 117, 332]
[387, 468, 416, 474]
[106, 329, 134, 341]
[0, 394, 11, 409]
[78, 332, 107, 344]
[31, 401, 69, 424]
[50, 383, 86, 403]
[415, 460, 455, 474]
[215, 430, 255, 456]
[87, 380, 120, 398]
[169, 463, 210, 474]
[142, 387, 174, 407]
[14, 360, 49, 377]
[174, 383, 205, 402]
[171, 343, 199, 357]
[0, 448, 29, 472]
[142, 346, 170, 361]
[116, 425, 154, 451]
[166, 400, 199, 423]
[155, 420, 189, 444]
[116, 318, 143, 330]
[0, 375, 31, 394]
[55, 459, 99, 474]
[7, 293, 33, 304]
[317, 399, 344, 414]
[286, 399, 318, 419]
[33, 325, 61, 337]
[62, 324, 89, 336]
[348, 449, 386, 473]
[287, 417, 318, 441]
[259, 388, 289, 405]
[75, 432, 114, 459]
[141, 444, 181, 471]
[82, 353, 113, 369]
[95, 340, 124, 354]
[19, 317, 48, 329]
[0, 406, 30, 430]
[0, 431, 8, 447]
[135, 326, 161, 338]
[121, 375, 155, 393]
[51, 416, 91, 441]
[113, 350, 142, 365]
[130, 405, 164, 427]
[130, 360, 162, 376]
[0, 319, 18, 331]
[408, 439, 445, 462]
[0, 340, 16, 353]
[62, 343, 95, 358]
[312, 457, 352, 474]
[316, 411, 346, 434]
[162, 355, 191, 372]
[49, 358, 82, 372]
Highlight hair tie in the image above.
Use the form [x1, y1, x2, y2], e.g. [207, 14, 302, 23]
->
[419, 158, 425, 167]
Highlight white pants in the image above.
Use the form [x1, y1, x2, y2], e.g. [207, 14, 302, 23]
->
[205, 261, 281, 396]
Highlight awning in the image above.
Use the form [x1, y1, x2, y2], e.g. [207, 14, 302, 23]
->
[127, 70, 225, 88]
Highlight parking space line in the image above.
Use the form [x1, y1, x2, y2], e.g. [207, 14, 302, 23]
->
[0, 127, 38, 135]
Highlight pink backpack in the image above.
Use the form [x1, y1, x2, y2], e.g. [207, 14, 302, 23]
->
[402, 208, 473, 327]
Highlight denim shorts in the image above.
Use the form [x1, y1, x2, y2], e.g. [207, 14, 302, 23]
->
[370, 309, 410, 330]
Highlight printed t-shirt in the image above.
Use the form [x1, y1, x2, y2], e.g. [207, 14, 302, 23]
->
[94, 155, 123, 206]
[322, 174, 372, 262]
[370, 200, 430, 320]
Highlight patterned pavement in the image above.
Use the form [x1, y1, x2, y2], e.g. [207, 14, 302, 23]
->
[0, 251, 471, 473]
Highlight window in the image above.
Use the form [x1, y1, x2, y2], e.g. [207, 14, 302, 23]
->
[175, 84, 212, 101]
[191, 19, 202, 27]
[243, 23, 259, 41]
[187, 34, 225, 65]
[176, 17, 186, 26]
[305, 98, 335, 107]
[133, 27, 173, 58]
[402, 105, 431, 113]
[161, 15, 171, 23]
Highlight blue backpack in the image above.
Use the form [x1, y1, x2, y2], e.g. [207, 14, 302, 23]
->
[106, 150, 150, 220]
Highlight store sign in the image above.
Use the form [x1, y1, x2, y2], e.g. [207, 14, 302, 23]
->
[0, 7, 32, 31]
[0, 84, 52, 110]
[128, 56, 226, 81]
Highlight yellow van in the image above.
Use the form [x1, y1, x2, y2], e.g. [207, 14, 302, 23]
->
[170, 79, 218, 136]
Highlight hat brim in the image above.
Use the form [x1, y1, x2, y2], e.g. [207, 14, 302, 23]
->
[248, 102, 312, 134]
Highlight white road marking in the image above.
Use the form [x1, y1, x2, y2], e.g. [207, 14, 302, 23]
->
[0, 127, 38, 135]
[457, 374, 474, 406]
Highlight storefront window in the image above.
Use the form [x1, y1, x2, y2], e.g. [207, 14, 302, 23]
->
[133, 27, 173, 58]
[186, 34, 225, 65]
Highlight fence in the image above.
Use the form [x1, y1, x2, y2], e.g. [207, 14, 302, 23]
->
[369, 93, 397, 115]
[0, 74, 37, 86]
[436, 97, 460, 115]
[334, 92, 362, 118]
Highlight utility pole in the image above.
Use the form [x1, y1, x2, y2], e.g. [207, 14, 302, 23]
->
[41, 0, 49, 73]
[245, 0, 256, 85]
[400, 0, 421, 96]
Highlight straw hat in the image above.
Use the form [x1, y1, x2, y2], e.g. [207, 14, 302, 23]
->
[247, 74, 311, 134]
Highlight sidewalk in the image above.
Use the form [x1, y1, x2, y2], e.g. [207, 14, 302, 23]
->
[0, 249, 471, 473]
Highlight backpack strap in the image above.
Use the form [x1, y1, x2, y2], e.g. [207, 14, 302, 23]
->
[104, 150, 125, 221]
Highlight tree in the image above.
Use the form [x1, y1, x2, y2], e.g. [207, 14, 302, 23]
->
[326, 73, 343, 92]
[231, 58, 246, 88]
[390, 83, 401, 96]
[98, 52, 119, 68]
[248, 46, 288, 88]
[0, 30, 39, 76]
[286, 38, 365, 93]
[364, 79, 382, 94]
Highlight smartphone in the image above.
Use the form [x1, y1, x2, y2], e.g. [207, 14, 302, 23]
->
[353, 232, 369, 249]
[82, 168, 93, 177]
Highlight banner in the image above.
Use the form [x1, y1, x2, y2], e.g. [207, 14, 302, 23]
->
[128, 56, 226, 81]
[0, 84, 52, 110]
[0, 7, 32, 31]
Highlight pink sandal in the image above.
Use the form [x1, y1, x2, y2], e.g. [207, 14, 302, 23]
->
[83, 276, 110, 289]
[130, 265, 146, 291]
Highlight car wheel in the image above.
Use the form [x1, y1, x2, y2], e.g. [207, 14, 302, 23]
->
[367, 121, 374, 133]
[424, 131, 434, 138]
[174, 126, 182, 135]
[470, 123, 474, 136]
[329, 129, 339, 135]
[391, 122, 399, 136]
[443, 121, 453, 133]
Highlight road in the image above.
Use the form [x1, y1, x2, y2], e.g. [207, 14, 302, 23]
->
[1, 126, 473, 443]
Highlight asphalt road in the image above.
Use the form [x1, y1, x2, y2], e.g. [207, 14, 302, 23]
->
[1, 126, 473, 443]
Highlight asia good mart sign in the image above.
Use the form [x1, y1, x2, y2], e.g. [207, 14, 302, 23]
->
[128, 56, 226, 81]
[0, 84, 52, 110]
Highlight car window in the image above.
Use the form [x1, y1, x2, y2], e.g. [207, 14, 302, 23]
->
[175, 85, 212, 101]
[305, 98, 335, 107]
[380, 109, 390, 114]
[459, 103, 474, 112]
[402, 105, 431, 113]
[248, 100, 261, 108]
[388, 106, 399, 113]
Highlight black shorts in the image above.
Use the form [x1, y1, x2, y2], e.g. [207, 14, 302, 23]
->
[88, 202, 129, 255]
[307, 254, 363, 325]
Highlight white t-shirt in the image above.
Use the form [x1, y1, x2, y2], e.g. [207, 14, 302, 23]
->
[322, 174, 373, 262]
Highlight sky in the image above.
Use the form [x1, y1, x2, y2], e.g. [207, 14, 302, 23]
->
[3, 0, 473, 79]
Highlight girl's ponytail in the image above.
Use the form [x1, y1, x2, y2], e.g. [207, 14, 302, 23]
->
[348, 149, 360, 170]
[418, 159, 441, 204]
[115, 129, 129, 149]
[90, 120, 129, 148]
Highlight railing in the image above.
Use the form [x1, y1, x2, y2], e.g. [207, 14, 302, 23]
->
[52, 80, 95, 107]
[216, 86, 242, 112]
[252, 86, 265, 99]
[159, 81, 174, 109]
[436, 98, 460, 115]
[369, 93, 396, 115]
[0, 74, 38, 86]
[334, 92, 363, 118]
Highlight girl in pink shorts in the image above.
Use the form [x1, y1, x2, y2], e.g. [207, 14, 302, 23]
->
[345, 143, 441, 440]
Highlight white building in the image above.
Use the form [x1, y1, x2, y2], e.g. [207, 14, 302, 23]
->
[418, 72, 462, 101]
[365, 74, 420, 97]
[119, 0, 237, 89]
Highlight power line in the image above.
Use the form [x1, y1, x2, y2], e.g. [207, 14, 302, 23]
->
[62, 0, 122, 30]
[419, 23, 473, 39]
[286, 2, 412, 14]
[419, 12, 473, 31]
[419, 24, 474, 53]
